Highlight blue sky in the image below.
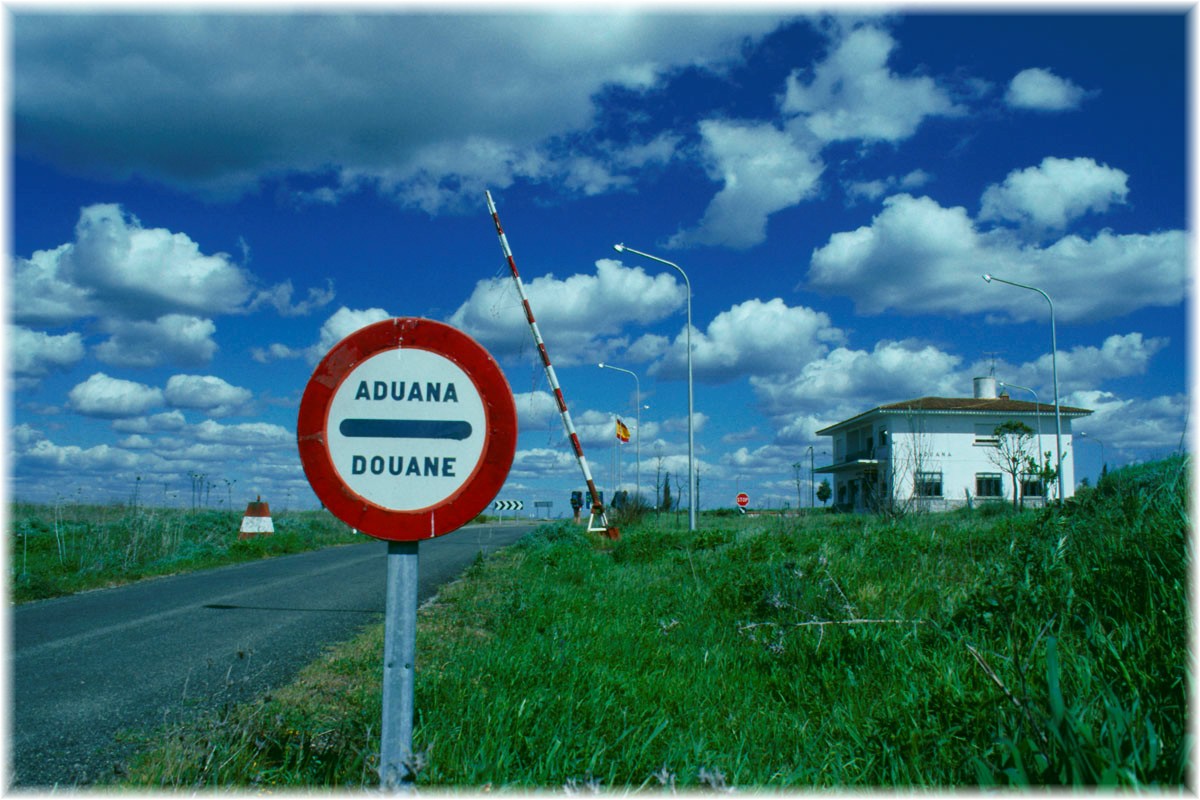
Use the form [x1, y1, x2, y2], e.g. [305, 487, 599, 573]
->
[8, 9, 1191, 514]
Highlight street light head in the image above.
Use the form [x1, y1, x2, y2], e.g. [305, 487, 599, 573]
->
[613, 243, 625, 253]
[598, 362, 605, 369]
[982, 273, 993, 283]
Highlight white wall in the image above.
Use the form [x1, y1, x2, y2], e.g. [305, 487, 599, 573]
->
[884, 414, 1076, 507]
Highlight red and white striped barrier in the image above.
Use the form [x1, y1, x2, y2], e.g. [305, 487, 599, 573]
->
[485, 191, 616, 539]
[238, 496, 274, 539]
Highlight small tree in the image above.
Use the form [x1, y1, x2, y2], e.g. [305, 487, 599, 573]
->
[673, 473, 685, 525]
[817, 479, 832, 508]
[695, 466, 701, 512]
[1035, 450, 1058, 502]
[654, 448, 666, 516]
[661, 470, 672, 513]
[989, 420, 1037, 510]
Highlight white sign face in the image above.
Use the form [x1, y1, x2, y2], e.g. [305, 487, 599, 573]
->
[326, 348, 486, 511]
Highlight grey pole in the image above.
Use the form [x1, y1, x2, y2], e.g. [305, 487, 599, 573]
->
[598, 362, 641, 504]
[381, 540, 419, 791]
[807, 445, 815, 509]
[613, 244, 696, 531]
[1079, 432, 1106, 481]
[983, 274, 1064, 501]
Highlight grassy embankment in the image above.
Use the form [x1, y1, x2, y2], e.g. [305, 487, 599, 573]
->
[125, 456, 1189, 789]
[9, 503, 364, 603]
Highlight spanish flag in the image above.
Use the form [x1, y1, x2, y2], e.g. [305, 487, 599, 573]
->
[616, 418, 631, 443]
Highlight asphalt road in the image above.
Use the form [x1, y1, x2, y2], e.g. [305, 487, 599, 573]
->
[10, 522, 540, 789]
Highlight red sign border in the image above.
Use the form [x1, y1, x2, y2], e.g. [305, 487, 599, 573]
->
[297, 318, 517, 541]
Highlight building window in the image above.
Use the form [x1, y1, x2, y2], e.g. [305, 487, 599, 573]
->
[974, 424, 999, 446]
[1021, 475, 1045, 497]
[914, 471, 943, 498]
[976, 473, 1003, 497]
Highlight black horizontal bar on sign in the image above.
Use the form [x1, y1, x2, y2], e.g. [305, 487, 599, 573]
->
[338, 419, 473, 441]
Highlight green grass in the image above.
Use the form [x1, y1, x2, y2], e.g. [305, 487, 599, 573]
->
[122, 456, 1190, 789]
[9, 503, 366, 603]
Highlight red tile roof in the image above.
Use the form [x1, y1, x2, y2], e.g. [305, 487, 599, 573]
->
[817, 395, 1091, 435]
[878, 396, 1091, 414]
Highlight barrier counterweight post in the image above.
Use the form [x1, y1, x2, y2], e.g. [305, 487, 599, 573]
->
[381, 541, 419, 791]
[485, 191, 610, 533]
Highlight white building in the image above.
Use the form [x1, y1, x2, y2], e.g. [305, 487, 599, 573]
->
[815, 377, 1092, 512]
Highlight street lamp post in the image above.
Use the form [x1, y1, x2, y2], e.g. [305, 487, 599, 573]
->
[1079, 432, 1106, 482]
[806, 445, 816, 509]
[791, 462, 803, 511]
[598, 362, 641, 504]
[983, 274, 1064, 501]
[614, 243, 696, 531]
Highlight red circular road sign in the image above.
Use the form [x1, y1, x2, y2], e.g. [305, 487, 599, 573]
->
[297, 318, 517, 541]
[736, 492, 750, 508]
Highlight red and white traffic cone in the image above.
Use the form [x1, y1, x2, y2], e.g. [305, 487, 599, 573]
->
[239, 496, 274, 540]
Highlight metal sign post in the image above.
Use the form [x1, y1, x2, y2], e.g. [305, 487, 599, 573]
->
[381, 541, 419, 790]
[297, 318, 517, 791]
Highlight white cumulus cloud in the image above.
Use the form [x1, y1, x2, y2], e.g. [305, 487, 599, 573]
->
[1063, 390, 1186, 455]
[807, 192, 1186, 323]
[651, 298, 844, 383]
[9, 325, 85, 380]
[753, 338, 964, 421]
[21, 439, 142, 471]
[59, 204, 252, 319]
[844, 169, 932, 203]
[14, 14, 786, 206]
[668, 121, 824, 250]
[111, 410, 188, 434]
[781, 25, 964, 143]
[449, 259, 685, 365]
[193, 419, 293, 446]
[94, 314, 218, 368]
[673, 23, 963, 250]
[509, 447, 579, 481]
[1026, 332, 1168, 394]
[979, 157, 1129, 231]
[165, 374, 254, 417]
[513, 390, 561, 433]
[13, 204, 340, 369]
[310, 306, 393, 361]
[254, 306, 393, 365]
[67, 372, 165, 418]
[1005, 67, 1091, 111]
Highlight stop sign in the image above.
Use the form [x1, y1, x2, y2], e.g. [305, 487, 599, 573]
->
[736, 492, 750, 508]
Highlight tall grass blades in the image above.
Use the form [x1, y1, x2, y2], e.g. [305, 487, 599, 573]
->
[124, 457, 1189, 789]
[10, 504, 364, 602]
[964, 456, 1190, 786]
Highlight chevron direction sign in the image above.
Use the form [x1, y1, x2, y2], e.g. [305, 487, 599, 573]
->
[493, 500, 524, 511]
[298, 318, 517, 541]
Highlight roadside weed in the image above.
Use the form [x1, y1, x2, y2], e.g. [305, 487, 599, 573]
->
[124, 456, 1189, 789]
